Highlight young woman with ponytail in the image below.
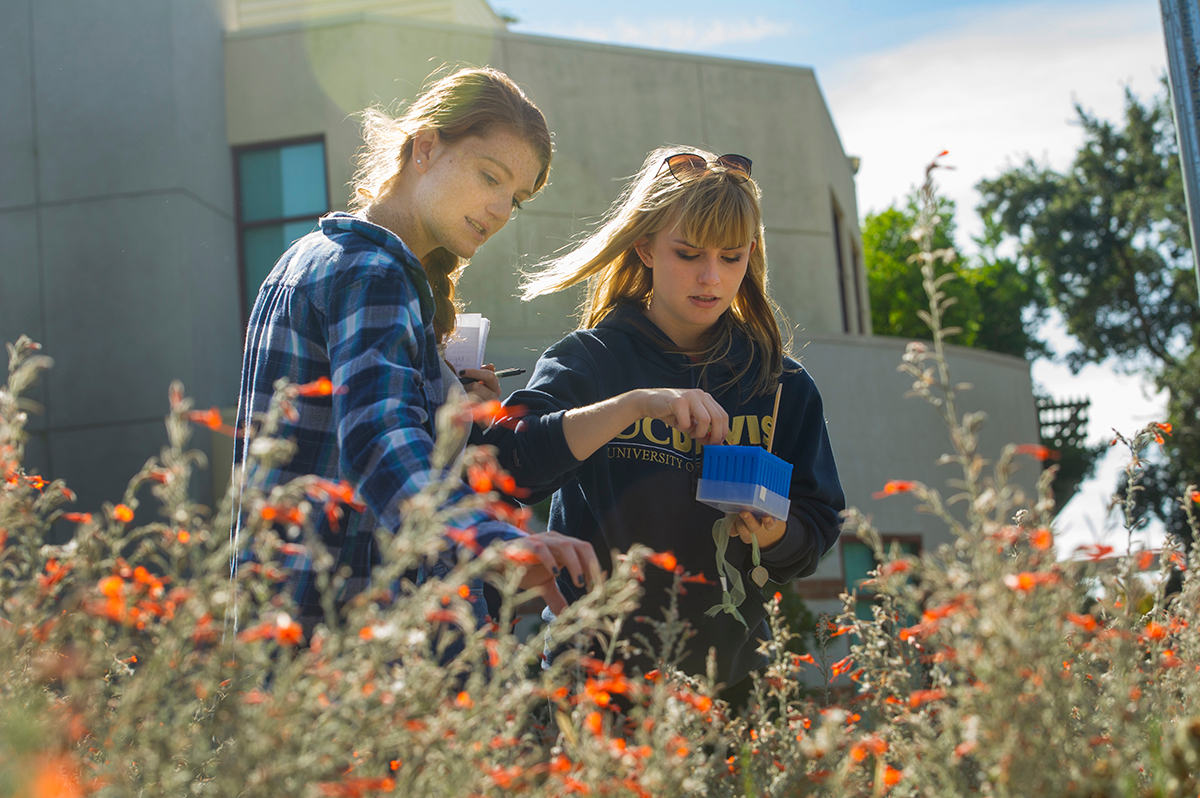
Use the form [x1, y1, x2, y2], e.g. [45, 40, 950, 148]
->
[233, 67, 599, 636]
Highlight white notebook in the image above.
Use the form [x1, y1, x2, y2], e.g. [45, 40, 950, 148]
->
[444, 313, 490, 372]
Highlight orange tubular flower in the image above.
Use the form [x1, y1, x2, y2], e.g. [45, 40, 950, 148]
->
[1015, 443, 1061, 461]
[848, 735, 887, 762]
[646, 551, 678, 572]
[275, 614, 303, 646]
[872, 480, 916, 500]
[1004, 571, 1060, 592]
[38, 559, 71, 592]
[260, 504, 306, 526]
[1065, 612, 1098, 633]
[1029, 528, 1053, 551]
[28, 754, 84, 798]
[883, 765, 903, 788]
[295, 376, 346, 397]
[61, 512, 92, 524]
[909, 688, 946, 708]
[1143, 621, 1167, 642]
[475, 402, 525, 430]
[186, 407, 236, 436]
[445, 527, 482, 555]
[112, 504, 134, 523]
[306, 478, 366, 512]
[830, 656, 854, 679]
[501, 545, 541, 566]
[680, 572, 715, 585]
[879, 560, 911, 577]
[316, 777, 396, 797]
[793, 653, 816, 666]
[1077, 543, 1115, 562]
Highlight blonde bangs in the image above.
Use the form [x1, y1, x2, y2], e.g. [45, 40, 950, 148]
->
[676, 176, 759, 251]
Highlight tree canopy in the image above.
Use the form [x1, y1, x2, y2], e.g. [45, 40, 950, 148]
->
[977, 86, 1197, 374]
[864, 194, 1047, 360]
[977, 85, 1200, 541]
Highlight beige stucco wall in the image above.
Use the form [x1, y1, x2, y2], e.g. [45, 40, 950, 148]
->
[225, 14, 869, 364]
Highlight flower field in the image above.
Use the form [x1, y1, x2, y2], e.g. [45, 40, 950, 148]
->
[2, 173, 1199, 797]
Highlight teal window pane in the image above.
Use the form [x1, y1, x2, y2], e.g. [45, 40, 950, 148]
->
[238, 142, 327, 223]
[239, 149, 283, 223]
[280, 142, 327, 218]
[844, 539, 920, 622]
[242, 220, 319, 307]
[843, 541, 876, 593]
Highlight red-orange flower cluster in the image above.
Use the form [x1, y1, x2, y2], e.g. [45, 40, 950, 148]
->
[237, 613, 304, 646]
[260, 504, 306, 526]
[186, 407, 236, 436]
[872, 480, 916, 500]
[316, 777, 395, 797]
[1004, 571, 1060, 592]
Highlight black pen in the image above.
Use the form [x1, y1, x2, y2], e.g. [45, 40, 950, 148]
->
[459, 367, 526, 385]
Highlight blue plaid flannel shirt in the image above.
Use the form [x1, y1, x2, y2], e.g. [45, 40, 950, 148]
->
[232, 212, 522, 621]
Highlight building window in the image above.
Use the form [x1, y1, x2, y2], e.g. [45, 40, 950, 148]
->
[843, 536, 920, 620]
[850, 242, 865, 334]
[831, 198, 850, 333]
[234, 137, 329, 319]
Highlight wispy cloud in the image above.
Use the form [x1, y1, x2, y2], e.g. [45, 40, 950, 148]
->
[822, 1, 1165, 224]
[537, 16, 792, 52]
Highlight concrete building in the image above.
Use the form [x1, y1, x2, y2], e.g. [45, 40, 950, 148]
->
[1, 0, 1041, 622]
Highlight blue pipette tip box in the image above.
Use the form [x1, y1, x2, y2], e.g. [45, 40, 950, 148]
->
[696, 445, 792, 521]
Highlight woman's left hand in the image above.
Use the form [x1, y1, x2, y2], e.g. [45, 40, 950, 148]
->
[460, 364, 500, 401]
[730, 511, 787, 549]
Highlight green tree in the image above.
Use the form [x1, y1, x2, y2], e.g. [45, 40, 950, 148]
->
[864, 194, 1047, 359]
[977, 85, 1200, 541]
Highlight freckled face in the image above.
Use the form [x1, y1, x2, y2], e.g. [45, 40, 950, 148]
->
[635, 221, 754, 348]
[413, 128, 542, 260]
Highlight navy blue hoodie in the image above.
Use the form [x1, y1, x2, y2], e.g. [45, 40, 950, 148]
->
[485, 304, 844, 688]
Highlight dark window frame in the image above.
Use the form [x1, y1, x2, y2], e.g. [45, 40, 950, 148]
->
[850, 239, 865, 334]
[831, 195, 851, 334]
[232, 134, 330, 321]
[842, 534, 922, 616]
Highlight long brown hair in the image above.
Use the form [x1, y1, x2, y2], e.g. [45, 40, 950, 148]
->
[351, 67, 552, 343]
[521, 146, 790, 397]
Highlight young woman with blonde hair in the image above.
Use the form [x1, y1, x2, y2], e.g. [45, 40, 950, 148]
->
[234, 67, 599, 636]
[485, 147, 845, 707]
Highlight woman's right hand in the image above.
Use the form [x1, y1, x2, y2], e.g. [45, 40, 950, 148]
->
[636, 388, 729, 446]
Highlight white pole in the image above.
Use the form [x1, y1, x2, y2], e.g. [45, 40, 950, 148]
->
[1160, 0, 1200, 291]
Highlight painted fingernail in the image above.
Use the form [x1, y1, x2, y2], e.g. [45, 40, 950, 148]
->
[552, 566, 560, 575]
[576, 574, 585, 586]
[459, 369, 466, 375]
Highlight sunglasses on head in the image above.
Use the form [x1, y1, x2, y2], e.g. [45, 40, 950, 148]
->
[661, 152, 753, 183]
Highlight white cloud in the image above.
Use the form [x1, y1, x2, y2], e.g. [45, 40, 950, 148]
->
[823, 0, 1166, 229]
[534, 16, 792, 52]
[821, 1, 1173, 554]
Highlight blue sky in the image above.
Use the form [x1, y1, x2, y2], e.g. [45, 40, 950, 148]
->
[506, 0, 1172, 553]
[502, 0, 1045, 70]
